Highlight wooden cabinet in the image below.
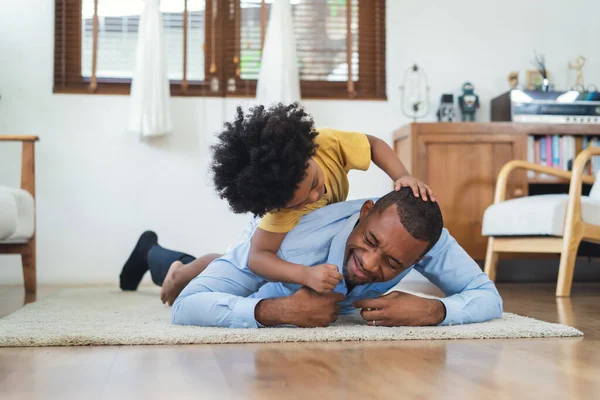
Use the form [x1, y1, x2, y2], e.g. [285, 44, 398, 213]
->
[394, 122, 600, 260]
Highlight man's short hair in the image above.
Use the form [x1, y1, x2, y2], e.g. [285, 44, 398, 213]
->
[372, 188, 444, 255]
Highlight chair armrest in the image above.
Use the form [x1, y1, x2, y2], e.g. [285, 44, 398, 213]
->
[569, 147, 600, 191]
[0, 135, 38, 198]
[493, 159, 596, 204]
[0, 135, 39, 142]
[564, 147, 600, 233]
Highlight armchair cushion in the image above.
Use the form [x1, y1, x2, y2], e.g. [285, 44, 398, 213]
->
[0, 186, 35, 243]
[482, 194, 600, 237]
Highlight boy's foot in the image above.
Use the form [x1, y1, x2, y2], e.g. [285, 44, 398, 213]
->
[119, 231, 158, 291]
[160, 261, 188, 306]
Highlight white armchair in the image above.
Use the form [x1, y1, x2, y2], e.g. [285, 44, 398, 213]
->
[482, 147, 600, 297]
[0, 135, 38, 293]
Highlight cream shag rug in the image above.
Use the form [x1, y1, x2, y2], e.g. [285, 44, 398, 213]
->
[0, 287, 582, 347]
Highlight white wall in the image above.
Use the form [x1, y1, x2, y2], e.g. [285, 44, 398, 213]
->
[1, 0, 599, 284]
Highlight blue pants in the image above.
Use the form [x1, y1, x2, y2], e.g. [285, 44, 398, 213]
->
[147, 245, 195, 286]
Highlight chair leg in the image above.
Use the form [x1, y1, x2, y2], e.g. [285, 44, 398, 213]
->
[556, 233, 581, 297]
[483, 237, 499, 281]
[21, 237, 36, 294]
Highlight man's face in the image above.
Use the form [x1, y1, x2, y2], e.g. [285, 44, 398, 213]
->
[343, 201, 429, 286]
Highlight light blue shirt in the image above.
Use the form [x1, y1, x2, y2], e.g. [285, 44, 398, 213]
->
[171, 199, 503, 328]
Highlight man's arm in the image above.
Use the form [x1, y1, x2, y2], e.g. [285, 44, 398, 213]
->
[414, 230, 503, 325]
[354, 230, 501, 327]
[171, 259, 343, 328]
[354, 291, 446, 327]
[171, 259, 267, 328]
[255, 288, 343, 327]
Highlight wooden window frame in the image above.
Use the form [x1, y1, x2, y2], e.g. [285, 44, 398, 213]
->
[53, 0, 386, 100]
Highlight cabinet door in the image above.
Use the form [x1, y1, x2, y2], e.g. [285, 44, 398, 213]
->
[414, 133, 527, 260]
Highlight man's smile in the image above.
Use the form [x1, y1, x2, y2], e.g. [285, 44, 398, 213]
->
[348, 251, 372, 283]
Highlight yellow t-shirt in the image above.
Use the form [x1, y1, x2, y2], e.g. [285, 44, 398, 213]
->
[258, 127, 371, 233]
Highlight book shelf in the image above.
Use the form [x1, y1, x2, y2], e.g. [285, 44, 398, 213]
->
[526, 132, 599, 187]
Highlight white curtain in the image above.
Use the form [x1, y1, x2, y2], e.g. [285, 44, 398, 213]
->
[128, 0, 172, 139]
[256, 0, 301, 105]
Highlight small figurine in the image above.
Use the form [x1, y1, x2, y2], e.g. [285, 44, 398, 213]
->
[569, 55, 586, 89]
[436, 94, 456, 122]
[458, 82, 479, 122]
[508, 71, 519, 89]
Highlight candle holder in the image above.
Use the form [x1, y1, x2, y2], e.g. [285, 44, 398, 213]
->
[399, 64, 430, 121]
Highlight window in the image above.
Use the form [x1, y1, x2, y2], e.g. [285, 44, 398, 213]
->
[54, 0, 386, 99]
[81, 0, 205, 81]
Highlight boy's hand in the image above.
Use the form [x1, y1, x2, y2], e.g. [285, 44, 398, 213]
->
[394, 175, 436, 202]
[304, 264, 343, 293]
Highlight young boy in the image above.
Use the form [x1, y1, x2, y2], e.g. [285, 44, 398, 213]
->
[211, 103, 435, 292]
[119, 103, 435, 304]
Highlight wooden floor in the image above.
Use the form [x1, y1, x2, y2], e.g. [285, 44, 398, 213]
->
[1, 283, 599, 400]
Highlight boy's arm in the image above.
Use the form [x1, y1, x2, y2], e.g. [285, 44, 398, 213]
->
[249, 228, 342, 293]
[366, 134, 409, 180]
[250, 229, 307, 284]
[366, 134, 436, 202]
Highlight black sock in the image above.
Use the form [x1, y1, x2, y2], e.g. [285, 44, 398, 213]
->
[119, 231, 158, 291]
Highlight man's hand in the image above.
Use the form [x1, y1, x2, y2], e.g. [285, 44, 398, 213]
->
[303, 263, 343, 293]
[394, 175, 436, 202]
[353, 291, 446, 327]
[255, 287, 344, 327]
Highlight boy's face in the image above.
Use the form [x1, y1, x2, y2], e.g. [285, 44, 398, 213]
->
[285, 159, 326, 210]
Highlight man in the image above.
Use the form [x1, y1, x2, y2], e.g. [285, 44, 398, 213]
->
[121, 189, 502, 328]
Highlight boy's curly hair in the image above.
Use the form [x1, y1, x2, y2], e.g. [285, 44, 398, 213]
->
[211, 103, 319, 216]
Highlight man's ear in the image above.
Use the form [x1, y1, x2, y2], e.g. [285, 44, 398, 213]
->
[359, 200, 374, 220]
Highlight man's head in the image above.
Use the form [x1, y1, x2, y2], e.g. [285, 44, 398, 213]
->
[211, 103, 325, 216]
[343, 188, 443, 286]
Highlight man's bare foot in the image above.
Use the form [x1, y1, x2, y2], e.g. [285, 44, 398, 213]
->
[160, 261, 187, 306]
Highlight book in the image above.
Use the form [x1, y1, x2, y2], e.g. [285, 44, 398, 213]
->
[540, 137, 547, 167]
[527, 136, 535, 178]
[559, 136, 565, 170]
[583, 136, 591, 175]
[567, 136, 576, 171]
[552, 135, 560, 167]
[545, 135, 553, 167]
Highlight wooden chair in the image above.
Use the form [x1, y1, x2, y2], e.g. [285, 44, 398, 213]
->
[0, 135, 39, 294]
[482, 147, 600, 297]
